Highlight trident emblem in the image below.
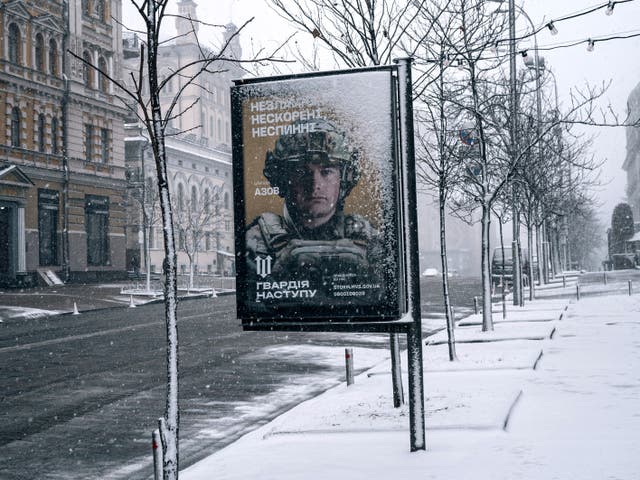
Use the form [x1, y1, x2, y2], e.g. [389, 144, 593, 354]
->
[255, 255, 272, 278]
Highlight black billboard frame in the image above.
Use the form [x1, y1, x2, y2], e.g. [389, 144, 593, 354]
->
[231, 65, 407, 331]
[232, 59, 426, 452]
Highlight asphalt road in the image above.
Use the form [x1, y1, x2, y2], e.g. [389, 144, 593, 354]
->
[0, 276, 481, 479]
[0, 296, 396, 479]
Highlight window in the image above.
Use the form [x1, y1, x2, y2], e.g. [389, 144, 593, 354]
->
[204, 188, 210, 214]
[85, 195, 109, 266]
[38, 114, 46, 152]
[85, 124, 94, 161]
[100, 128, 110, 163]
[49, 39, 58, 76]
[98, 57, 108, 93]
[148, 226, 155, 249]
[224, 192, 229, 210]
[11, 107, 21, 147]
[178, 229, 185, 250]
[82, 51, 93, 88]
[51, 117, 59, 154]
[8, 23, 21, 64]
[177, 184, 184, 211]
[35, 33, 45, 72]
[191, 185, 197, 212]
[205, 232, 211, 251]
[217, 118, 222, 141]
[82, 0, 91, 16]
[225, 220, 231, 232]
[38, 190, 59, 266]
[95, 0, 105, 21]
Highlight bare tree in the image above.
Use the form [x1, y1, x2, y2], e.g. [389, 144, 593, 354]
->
[266, 0, 437, 404]
[173, 186, 222, 291]
[70, 2, 287, 477]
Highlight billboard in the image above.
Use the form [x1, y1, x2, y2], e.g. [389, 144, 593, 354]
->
[231, 67, 405, 329]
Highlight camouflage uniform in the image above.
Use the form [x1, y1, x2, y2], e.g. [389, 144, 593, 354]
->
[244, 207, 385, 308]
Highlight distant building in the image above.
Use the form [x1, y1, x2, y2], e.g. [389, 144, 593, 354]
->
[122, 0, 239, 280]
[0, 0, 127, 287]
[623, 81, 640, 220]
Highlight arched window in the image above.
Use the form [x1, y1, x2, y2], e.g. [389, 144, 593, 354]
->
[82, 51, 93, 88]
[224, 192, 229, 210]
[8, 23, 21, 65]
[38, 114, 46, 152]
[51, 117, 59, 154]
[204, 188, 210, 214]
[177, 184, 184, 211]
[191, 185, 198, 212]
[35, 33, 45, 72]
[217, 118, 222, 141]
[98, 56, 108, 93]
[11, 107, 21, 147]
[95, 0, 105, 21]
[49, 39, 58, 76]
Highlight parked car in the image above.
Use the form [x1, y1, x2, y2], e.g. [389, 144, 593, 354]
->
[491, 246, 537, 288]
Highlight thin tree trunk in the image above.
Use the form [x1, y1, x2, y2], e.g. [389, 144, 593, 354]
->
[440, 190, 457, 361]
[527, 223, 535, 301]
[147, 2, 179, 478]
[498, 219, 507, 319]
[481, 204, 493, 331]
[536, 222, 544, 286]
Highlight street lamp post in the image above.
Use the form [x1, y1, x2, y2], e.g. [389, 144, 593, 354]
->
[490, 0, 546, 303]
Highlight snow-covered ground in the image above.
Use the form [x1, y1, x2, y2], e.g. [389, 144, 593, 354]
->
[182, 285, 640, 480]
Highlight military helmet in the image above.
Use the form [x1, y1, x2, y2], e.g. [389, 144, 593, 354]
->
[263, 118, 360, 202]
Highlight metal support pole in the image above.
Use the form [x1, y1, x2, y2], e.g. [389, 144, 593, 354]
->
[390, 334, 404, 406]
[474, 296, 479, 315]
[629, 280, 633, 296]
[603, 272, 607, 285]
[395, 57, 425, 452]
[506, 0, 521, 307]
[576, 284, 581, 301]
[345, 348, 354, 386]
[152, 429, 163, 480]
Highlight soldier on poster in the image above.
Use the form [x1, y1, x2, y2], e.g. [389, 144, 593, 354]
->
[244, 117, 388, 310]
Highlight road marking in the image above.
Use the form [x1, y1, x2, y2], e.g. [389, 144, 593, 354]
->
[0, 308, 236, 354]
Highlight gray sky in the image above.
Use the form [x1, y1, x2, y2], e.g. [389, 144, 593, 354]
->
[122, 0, 640, 224]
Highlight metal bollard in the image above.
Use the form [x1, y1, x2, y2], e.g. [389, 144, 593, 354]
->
[152, 429, 163, 480]
[629, 280, 633, 296]
[345, 348, 354, 386]
[562, 275, 566, 288]
[603, 272, 607, 285]
[473, 296, 479, 315]
[576, 284, 581, 301]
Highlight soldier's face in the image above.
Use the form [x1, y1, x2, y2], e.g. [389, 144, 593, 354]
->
[289, 162, 341, 228]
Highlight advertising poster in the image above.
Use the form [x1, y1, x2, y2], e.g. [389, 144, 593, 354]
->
[232, 67, 404, 328]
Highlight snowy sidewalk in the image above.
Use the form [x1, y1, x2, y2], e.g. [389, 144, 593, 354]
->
[183, 290, 640, 480]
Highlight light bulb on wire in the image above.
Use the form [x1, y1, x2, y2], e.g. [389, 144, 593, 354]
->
[606, 2, 615, 16]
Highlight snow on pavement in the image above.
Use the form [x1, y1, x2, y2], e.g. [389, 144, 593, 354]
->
[183, 290, 640, 480]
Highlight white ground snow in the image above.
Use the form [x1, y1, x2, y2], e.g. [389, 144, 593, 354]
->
[182, 288, 640, 480]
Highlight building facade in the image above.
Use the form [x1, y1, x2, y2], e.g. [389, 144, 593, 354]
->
[624, 81, 640, 221]
[122, 0, 238, 282]
[0, 0, 127, 287]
